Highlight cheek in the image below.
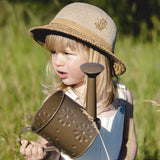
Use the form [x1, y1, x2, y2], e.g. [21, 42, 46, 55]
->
[68, 63, 86, 82]
[68, 56, 88, 79]
[72, 68, 85, 79]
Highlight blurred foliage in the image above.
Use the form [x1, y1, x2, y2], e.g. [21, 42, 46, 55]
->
[1, 0, 160, 41]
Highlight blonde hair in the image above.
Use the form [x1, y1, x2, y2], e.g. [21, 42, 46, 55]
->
[43, 35, 116, 111]
[88, 48, 116, 112]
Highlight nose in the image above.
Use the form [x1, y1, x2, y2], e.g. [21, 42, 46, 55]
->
[53, 53, 65, 66]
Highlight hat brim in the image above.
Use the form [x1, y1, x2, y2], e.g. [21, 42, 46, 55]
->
[29, 18, 126, 76]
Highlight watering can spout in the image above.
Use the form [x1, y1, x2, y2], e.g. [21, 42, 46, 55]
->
[80, 63, 104, 122]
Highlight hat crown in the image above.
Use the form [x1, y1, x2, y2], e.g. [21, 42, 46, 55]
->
[53, 3, 117, 50]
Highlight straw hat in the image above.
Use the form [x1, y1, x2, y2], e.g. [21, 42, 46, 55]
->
[29, 2, 126, 76]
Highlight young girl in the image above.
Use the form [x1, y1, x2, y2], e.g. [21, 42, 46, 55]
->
[20, 2, 137, 160]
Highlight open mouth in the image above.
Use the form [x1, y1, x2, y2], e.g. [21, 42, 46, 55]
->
[57, 70, 67, 79]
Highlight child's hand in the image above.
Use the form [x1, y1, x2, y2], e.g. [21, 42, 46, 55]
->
[20, 140, 47, 160]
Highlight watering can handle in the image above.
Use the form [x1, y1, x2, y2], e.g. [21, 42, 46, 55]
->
[19, 126, 57, 152]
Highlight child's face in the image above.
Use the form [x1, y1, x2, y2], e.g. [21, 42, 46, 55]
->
[51, 46, 89, 87]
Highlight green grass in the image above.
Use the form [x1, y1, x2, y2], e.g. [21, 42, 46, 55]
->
[0, 2, 160, 160]
[0, 3, 47, 158]
[116, 36, 160, 160]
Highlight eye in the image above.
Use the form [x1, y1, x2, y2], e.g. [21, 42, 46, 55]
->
[65, 52, 71, 55]
[51, 51, 56, 54]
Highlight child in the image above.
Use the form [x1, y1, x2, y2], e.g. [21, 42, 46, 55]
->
[20, 2, 137, 160]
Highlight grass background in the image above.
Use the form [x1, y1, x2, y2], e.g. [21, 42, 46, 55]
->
[0, 1, 160, 159]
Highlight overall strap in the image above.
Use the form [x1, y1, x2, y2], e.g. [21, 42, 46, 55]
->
[117, 83, 127, 114]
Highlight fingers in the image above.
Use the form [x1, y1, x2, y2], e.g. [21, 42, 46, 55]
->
[30, 142, 46, 159]
[37, 145, 46, 159]
[20, 140, 46, 160]
[20, 140, 30, 157]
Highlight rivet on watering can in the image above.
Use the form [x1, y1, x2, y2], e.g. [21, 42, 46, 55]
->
[72, 120, 75, 123]
[72, 145, 76, 149]
[75, 134, 80, 140]
[58, 118, 62, 122]
[89, 135, 93, 138]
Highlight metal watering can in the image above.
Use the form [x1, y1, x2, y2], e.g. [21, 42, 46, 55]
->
[19, 63, 104, 158]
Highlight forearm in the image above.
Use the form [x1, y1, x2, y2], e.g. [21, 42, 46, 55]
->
[119, 122, 137, 160]
[119, 89, 137, 160]
[128, 124, 137, 160]
[119, 141, 137, 160]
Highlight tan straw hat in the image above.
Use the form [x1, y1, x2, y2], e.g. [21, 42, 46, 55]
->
[29, 2, 126, 76]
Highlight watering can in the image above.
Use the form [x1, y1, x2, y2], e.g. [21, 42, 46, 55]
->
[19, 63, 104, 158]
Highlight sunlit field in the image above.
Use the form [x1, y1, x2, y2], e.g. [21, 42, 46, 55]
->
[0, 1, 160, 159]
